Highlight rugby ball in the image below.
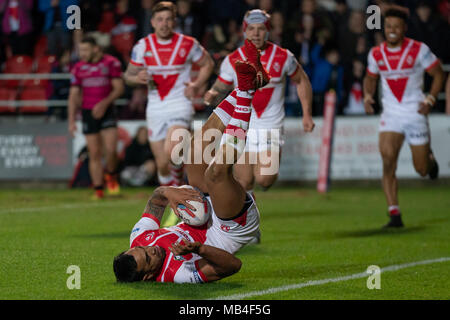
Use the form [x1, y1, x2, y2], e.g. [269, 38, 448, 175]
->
[176, 185, 211, 226]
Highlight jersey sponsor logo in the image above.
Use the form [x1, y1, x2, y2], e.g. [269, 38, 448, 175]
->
[192, 269, 203, 283]
[273, 61, 280, 73]
[131, 227, 140, 233]
[173, 255, 186, 261]
[221, 224, 231, 232]
[145, 232, 155, 241]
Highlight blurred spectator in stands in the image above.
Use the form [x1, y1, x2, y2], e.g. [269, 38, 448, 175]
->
[38, 0, 79, 55]
[0, 0, 34, 56]
[135, 0, 154, 39]
[343, 58, 366, 115]
[408, 0, 450, 63]
[120, 126, 156, 187]
[204, 18, 243, 59]
[446, 74, 450, 115]
[337, 10, 367, 67]
[310, 41, 344, 116]
[109, 0, 137, 64]
[49, 48, 71, 119]
[437, 0, 449, 23]
[259, 0, 273, 14]
[269, 11, 285, 46]
[175, 0, 202, 40]
[79, 0, 102, 33]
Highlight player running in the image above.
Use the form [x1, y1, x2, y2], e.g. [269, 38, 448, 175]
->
[123, 1, 214, 189]
[363, 7, 445, 228]
[204, 9, 314, 194]
[113, 40, 267, 283]
[68, 36, 124, 199]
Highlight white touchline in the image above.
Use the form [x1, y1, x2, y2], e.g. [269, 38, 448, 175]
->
[212, 257, 450, 300]
[0, 199, 137, 214]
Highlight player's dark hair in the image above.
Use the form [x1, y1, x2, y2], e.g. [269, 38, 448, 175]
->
[152, 1, 177, 18]
[384, 6, 410, 23]
[113, 252, 145, 282]
[80, 36, 98, 47]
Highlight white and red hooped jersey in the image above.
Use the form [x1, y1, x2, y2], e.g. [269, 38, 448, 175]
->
[129, 32, 205, 113]
[218, 42, 300, 129]
[366, 38, 440, 117]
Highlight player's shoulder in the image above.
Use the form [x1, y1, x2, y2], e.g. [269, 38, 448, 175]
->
[103, 54, 121, 64]
[71, 60, 86, 73]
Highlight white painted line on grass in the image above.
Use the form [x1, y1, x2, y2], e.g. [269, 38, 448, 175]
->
[212, 257, 450, 300]
[0, 199, 138, 214]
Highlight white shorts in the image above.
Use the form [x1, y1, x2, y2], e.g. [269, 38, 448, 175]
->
[204, 193, 260, 254]
[245, 127, 284, 153]
[146, 106, 193, 142]
[379, 112, 430, 146]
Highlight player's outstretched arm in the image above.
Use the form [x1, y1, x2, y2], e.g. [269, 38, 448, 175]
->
[169, 241, 242, 282]
[363, 73, 378, 114]
[68, 86, 82, 137]
[290, 64, 315, 132]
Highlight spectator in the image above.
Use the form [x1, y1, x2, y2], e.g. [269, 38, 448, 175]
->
[310, 41, 344, 116]
[120, 126, 156, 187]
[408, 0, 450, 63]
[269, 11, 285, 46]
[50, 48, 72, 119]
[135, 0, 155, 39]
[0, 0, 34, 56]
[343, 58, 365, 115]
[38, 0, 79, 55]
[175, 0, 203, 40]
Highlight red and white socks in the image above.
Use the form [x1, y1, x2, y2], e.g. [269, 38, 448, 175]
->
[219, 89, 254, 156]
[388, 205, 401, 216]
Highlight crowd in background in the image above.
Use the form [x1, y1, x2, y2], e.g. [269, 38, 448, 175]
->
[0, 0, 449, 118]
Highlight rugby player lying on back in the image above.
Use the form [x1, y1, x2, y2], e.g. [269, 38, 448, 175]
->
[113, 40, 270, 283]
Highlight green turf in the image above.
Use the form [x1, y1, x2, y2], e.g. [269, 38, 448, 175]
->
[0, 185, 449, 300]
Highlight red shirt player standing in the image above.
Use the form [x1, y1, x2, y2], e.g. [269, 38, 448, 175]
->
[68, 36, 125, 199]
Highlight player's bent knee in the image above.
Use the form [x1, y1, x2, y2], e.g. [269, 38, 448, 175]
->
[255, 174, 277, 190]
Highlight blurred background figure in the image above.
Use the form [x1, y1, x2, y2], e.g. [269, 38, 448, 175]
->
[38, 0, 79, 56]
[0, 0, 34, 56]
[120, 126, 156, 187]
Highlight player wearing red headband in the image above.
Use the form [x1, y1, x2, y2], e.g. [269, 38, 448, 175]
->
[204, 9, 314, 197]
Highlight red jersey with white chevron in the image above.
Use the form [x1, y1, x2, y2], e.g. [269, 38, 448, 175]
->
[366, 38, 440, 117]
[218, 41, 299, 129]
[130, 214, 209, 283]
[128, 193, 260, 283]
[129, 32, 205, 113]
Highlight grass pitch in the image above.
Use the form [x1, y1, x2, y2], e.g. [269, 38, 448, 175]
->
[0, 184, 449, 300]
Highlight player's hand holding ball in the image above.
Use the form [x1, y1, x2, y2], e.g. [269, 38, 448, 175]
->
[162, 186, 204, 216]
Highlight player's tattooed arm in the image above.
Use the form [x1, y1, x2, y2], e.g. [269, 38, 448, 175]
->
[203, 79, 233, 106]
[123, 63, 149, 87]
[143, 187, 169, 221]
